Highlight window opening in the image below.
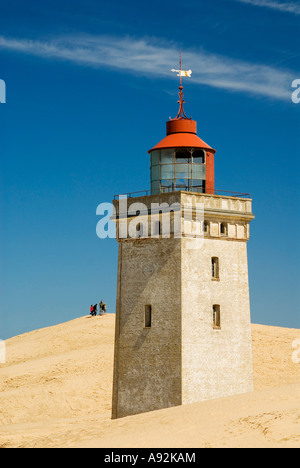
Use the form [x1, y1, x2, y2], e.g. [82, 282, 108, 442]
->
[192, 149, 205, 164]
[175, 148, 191, 163]
[145, 305, 152, 328]
[212, 257, 219, 279]
[213, 305, 221, 329]
[220, 223, 227, 235]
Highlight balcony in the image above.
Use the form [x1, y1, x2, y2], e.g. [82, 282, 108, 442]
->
[114, 188, 251, 200]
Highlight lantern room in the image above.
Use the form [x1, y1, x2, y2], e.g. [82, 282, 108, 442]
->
[148, 73, 216, 195]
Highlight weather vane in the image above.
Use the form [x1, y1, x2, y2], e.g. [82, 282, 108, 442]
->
[171, 50, 192, 120]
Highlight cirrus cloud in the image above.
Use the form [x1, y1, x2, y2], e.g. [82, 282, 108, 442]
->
[233, 0, 300, 15]
[0, 34, 297, 101]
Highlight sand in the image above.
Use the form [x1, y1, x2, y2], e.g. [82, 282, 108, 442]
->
[0, 314, 299, 448]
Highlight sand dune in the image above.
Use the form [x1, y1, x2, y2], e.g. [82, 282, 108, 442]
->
[0, 314, 299, 448]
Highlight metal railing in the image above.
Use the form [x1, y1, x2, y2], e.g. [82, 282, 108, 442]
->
[114, 187, 250, 200]
[212, 189, 250, 198]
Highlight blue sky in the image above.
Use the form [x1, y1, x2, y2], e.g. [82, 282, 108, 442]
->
[0, 0, 299, 339]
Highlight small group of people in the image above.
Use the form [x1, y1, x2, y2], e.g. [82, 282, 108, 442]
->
[90, 300, 106, 316]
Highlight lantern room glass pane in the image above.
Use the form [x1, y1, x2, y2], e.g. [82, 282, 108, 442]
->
[151, 150, 160, 166]
[151, 164, 160, 181]
[175, 163, 191, 177]
[151, 180, 160, 194]
[175, 148, 191, 163]
[191, 180, 205, 193]
[193, 149, 205, 164]
[183, 179, 192, 190]
[161, 180, 174, 192]
[161, 148, 174, 163]
[161, 164, 174, 179]
[175, 179, 187, 190]
[192, 164, 206, 179]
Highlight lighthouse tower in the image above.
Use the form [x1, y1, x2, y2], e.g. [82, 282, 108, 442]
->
[111, 62, 255, 419]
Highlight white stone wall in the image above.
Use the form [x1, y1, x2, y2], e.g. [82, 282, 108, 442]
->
[181, 236, 254, 404]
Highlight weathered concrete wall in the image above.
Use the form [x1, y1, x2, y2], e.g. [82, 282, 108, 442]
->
[112, 238, 182, 419]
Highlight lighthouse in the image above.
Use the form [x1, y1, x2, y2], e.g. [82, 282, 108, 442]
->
[111, 59, 255, 419]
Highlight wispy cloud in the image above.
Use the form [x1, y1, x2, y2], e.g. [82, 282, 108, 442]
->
[233, 0, 300, 15]
[0, 34, 296, 101]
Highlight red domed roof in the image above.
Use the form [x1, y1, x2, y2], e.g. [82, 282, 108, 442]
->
[148, 118, 216, 154]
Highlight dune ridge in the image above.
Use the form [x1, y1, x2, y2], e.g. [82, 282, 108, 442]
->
[0, 314, 299, 448]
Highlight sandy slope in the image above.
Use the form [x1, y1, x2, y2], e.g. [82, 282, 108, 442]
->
[0, 314, 299, 448]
